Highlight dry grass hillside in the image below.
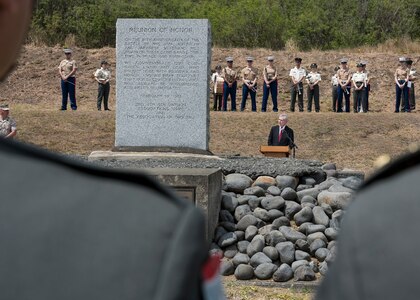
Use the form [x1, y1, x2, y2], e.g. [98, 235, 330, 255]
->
[0, 43, 420, 176]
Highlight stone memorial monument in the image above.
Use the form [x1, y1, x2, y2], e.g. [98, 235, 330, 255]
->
[115, 19, 211, 152]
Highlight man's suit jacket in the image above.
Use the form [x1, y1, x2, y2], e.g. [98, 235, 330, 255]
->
[268, 125, 294, 146]
[0, 139, 207, 300]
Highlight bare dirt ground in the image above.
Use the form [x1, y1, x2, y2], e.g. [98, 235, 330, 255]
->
[1, 44, 420, 299]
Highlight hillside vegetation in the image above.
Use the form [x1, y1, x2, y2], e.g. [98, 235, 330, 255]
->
[31, 0, 420, 50]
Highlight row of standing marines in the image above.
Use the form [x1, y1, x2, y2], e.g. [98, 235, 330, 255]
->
[211, 56, 417, 113]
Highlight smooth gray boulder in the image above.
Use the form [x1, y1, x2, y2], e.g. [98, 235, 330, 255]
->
[313, 206, 330, 227]
[302, 224, 326, 235]
[319, 261, 328, 276]
[254, 263, 278, 280]
[234, 264, 254, 280]
[247, 235, 265, 257]
[244, 186, 266, 197]
[315, 248, 330, 262]
[318, 191, 352, 210]
[220, 260, 235, 276]
[296, 184, 313, 191]
[295, 239, 310, 252]
[297, 187, 321, 202]
[219, 210, 235, 223]
[300, 176, 316, 186]
[253, 207, 271, 222]
[237, 240, 250, 253]
[220, 221, 236, 232]
[237, 195, 258, 205]
[263, 246, 279, 261]
[281, 187, 298, 201]
[272, 216, 290, 229]
[237, 214, 258, 231]
[292, 260, 309, 272]
[317, 179, 337, 191]
[245, 225, 258, 241]
[285, 201, 302, 219]
[258, 224, 273, 236]
[328, 183, 354, 193]
[232, 253, 250, 266]
[320, 202, 333, 216]
[265, 230, 286, 246]
[294, 206, 313, 225]
[325, 227, 339, 240]
[273, 263, 294, 282]
[275, 175, 298, 190]
[248, 197, 261, 210]
[267, 209, 283, 220]
[309, 238, 327, 255]
[279, 226, 307, 243]
[261, 196, 285, 210]
[218, 232, 238, 248]
[224, 245, 238, 259]
[225, 173, 253, 193]
[322, 163, 336, 170]
[250, 252, 272, 268]
[234, 204, 251, 222]
[253, 176, 276, 190]
[301, 195, 317, 205]
[307, 232, 328, 244]
[275, 241, 295, 265]
[267, 186, 281, 196]
[342, 176, 363, 190]
[222, 194, 238, 213]
[234, 230, 245, 241]
[294, 265, 316, 281]
[214, 226, 227, 243]
[295, 250, 311, 261]
[330, 209, 344, 230]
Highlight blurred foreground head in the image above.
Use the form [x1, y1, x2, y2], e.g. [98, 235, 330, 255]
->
[0, 0, 33, 81]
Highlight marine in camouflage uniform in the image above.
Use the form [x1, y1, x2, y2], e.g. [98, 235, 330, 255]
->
[0, 104, 16, 139]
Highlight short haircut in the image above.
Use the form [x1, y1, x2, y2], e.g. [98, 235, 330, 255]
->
[279, 114, 288, 120]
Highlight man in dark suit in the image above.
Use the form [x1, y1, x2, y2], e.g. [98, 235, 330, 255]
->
[268, 113, 294, 147]
[0, 2, 219, 299]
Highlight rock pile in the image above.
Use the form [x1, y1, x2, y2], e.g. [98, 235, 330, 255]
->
[212, 164, 363, 282]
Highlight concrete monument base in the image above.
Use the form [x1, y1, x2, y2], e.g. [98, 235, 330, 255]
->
[88, 150, 222, 161]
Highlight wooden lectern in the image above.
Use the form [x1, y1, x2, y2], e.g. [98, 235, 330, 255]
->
[259, 146, 290, 158]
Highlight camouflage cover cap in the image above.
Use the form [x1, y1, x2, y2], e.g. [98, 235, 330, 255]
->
[267, 56, 274, 61]
[0, 104, 10, 110]
[340, 58, 348, 63]
[246, 56, 254, 61]
[399, 57, 406, 62]
[226, 57, 233, 62]
[63, 48, 72, 54]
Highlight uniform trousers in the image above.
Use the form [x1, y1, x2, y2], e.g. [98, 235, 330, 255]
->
[61, 77, 77, 110]
[365, 84, 370, 111]
[222, 82, 237, 111]
[409, 83, 415, 110]
[353, 86, 366, 112]
[307, 84, 320, 112]
[241, 84, 257, 112]
[332, 85, 338, 112]
[97, 82, 110, 110]
[290, 82, 304, 112]
[395, 80, 409, 112]
[337, 84, 351, 113]
[213, 93, 222, 111]
[261, 80, 278, 112]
